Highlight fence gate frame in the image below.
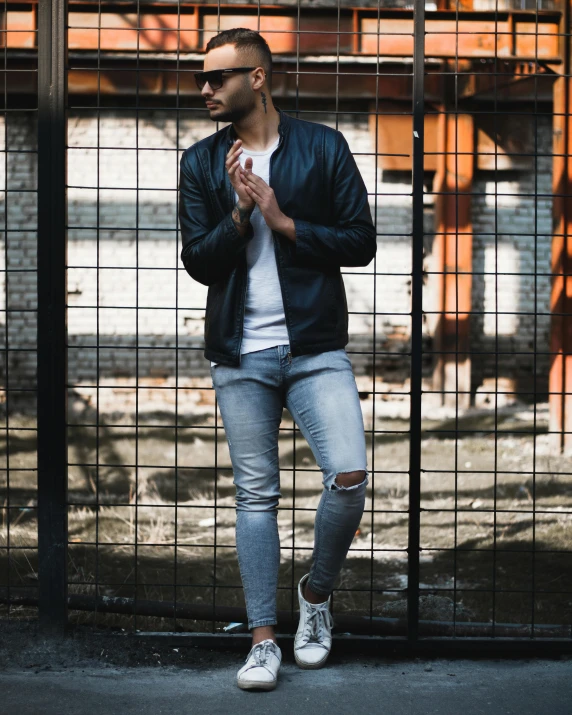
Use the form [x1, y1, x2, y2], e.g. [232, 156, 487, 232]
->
[37, 0, 68, 636]
[34, 0, 572, 655]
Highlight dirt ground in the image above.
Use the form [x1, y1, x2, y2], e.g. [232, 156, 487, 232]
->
[1, 385, 572, 634]
[0, 619, 239, 671]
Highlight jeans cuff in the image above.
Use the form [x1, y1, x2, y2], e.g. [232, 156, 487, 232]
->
[249, 618, 278, 629]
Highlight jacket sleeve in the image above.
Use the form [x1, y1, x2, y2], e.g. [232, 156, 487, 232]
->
[179, 147, 253, 286]
[292, 130, 376, 269]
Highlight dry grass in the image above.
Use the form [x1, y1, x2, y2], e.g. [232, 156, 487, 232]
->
[1, 395, 571, 633]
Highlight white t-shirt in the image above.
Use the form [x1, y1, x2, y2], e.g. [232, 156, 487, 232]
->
[211, 137, 289, 366]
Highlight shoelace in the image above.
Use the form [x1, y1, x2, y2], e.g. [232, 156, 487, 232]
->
[300, 605, 335, 648]
[248, 640, 277, 668]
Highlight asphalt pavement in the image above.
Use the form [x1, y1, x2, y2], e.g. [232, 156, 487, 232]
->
[1, 656, 570, 715]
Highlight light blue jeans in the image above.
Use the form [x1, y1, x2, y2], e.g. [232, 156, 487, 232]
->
[210, 345, 369, 630]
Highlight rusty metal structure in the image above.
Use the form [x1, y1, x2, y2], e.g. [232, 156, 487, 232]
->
[4, 0, 571, 437]
[1, 0, 571, 652]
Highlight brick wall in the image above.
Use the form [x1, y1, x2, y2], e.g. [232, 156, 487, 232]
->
[470, 114, 553, 401]
[0, 110, 554, 413]
[0, 112, 38, 414]
[65, 109, 418, 390]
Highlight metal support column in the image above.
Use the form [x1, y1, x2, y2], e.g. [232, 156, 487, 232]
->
[550, 0, 572, 453]
[408, 0, 426, 645]
[432, 110, 474, 409]
[37, 0, 68, 634]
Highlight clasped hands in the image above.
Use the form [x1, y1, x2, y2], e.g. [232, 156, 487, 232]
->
[226, 139, 296, 241]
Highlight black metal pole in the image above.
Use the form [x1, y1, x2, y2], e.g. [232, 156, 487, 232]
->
[408, 0, 426, 645]
[37, 0, 68, 635]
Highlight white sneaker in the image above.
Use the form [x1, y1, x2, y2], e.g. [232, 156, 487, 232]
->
[294, 573, 334, 669]
[236, 638, 282, 691]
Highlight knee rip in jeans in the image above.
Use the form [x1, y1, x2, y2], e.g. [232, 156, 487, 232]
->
[331, 470, 368, 491]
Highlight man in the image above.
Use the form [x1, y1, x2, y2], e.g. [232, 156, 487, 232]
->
[179, 28, 376, 691]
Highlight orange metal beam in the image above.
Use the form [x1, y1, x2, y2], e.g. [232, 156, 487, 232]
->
[361, 16, 559, 60]
[64, 64, 439, 99]
[68, 10, 199, 52]
[368, 110, 440, 171]
[458, 60, 557, 101]
[550, 74, 572, 452]
[201, 13, 354, 54]
[1, 6, 36, 48]
[0, 6, 562, 62]
[432, 111, 474, 408]
[548, 0, 572, 453]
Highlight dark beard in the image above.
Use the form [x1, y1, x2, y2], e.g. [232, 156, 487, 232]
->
[209, 80, 254, 123]
[211, 104, 250, 123]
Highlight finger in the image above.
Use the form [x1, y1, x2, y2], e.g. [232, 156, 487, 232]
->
[241, 163, 254, 179]
[245, 185, 263, 202]
[228, 161, 241, 178]
[226, 140, 243, 160]
[227, 157, 241, 176]
[225, 147, 242, 168]
[244, 173, 259, 186]
[245, 183, 267, 203]
[245, 185, 258, 202]
[245, 173, 266, 187]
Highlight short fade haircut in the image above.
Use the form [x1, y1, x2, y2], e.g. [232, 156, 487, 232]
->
[205, 28, 273, 92]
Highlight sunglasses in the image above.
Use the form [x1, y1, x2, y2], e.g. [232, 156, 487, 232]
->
[194, 67, 257, 91]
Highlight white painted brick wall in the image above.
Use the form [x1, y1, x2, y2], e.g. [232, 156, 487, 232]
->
[64, 110, 417, 382]
[0, 113, 38, 411]
[0, 110, 556, 411]
[470, 114, 552, 397]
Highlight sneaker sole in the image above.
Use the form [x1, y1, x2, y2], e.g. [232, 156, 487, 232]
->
[294, 649, 330, 669]
[237, 678, 278, 691]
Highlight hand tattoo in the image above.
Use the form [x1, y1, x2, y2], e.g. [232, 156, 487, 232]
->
[261, 91, 267, 114]
[232, 202, 254, 232]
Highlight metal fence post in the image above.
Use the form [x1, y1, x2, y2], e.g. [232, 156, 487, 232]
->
[408, 0, 426, 645]
[37, 0, 68, 634]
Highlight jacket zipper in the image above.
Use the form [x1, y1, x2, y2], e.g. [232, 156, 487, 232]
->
[236, 254, 247, 364]
[226, 134, 247, 365]
[269, 130, 295, 359]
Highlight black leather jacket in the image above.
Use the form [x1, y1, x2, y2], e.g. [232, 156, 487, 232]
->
[179, 108, 376, 366]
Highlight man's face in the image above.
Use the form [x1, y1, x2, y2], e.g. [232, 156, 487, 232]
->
[201, 44, 256, 123]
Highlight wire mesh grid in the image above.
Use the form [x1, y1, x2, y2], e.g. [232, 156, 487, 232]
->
[0, 0, 40, 623]
[0, 0, 570, 647]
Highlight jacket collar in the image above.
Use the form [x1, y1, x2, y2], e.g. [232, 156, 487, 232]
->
[227, 106, 289, 145]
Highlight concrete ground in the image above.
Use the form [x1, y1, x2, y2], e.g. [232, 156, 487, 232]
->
[1, 656, 571, 714]
[0, 621, 570, 714]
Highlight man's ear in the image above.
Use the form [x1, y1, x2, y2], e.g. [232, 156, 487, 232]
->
[252, 67, 266, 91]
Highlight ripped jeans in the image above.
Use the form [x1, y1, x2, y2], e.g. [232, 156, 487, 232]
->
[210, 345, 369, 629]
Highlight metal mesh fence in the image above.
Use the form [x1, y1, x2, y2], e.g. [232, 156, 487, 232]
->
[0, 0, 39, 624]
[0, 0, 570, 649]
